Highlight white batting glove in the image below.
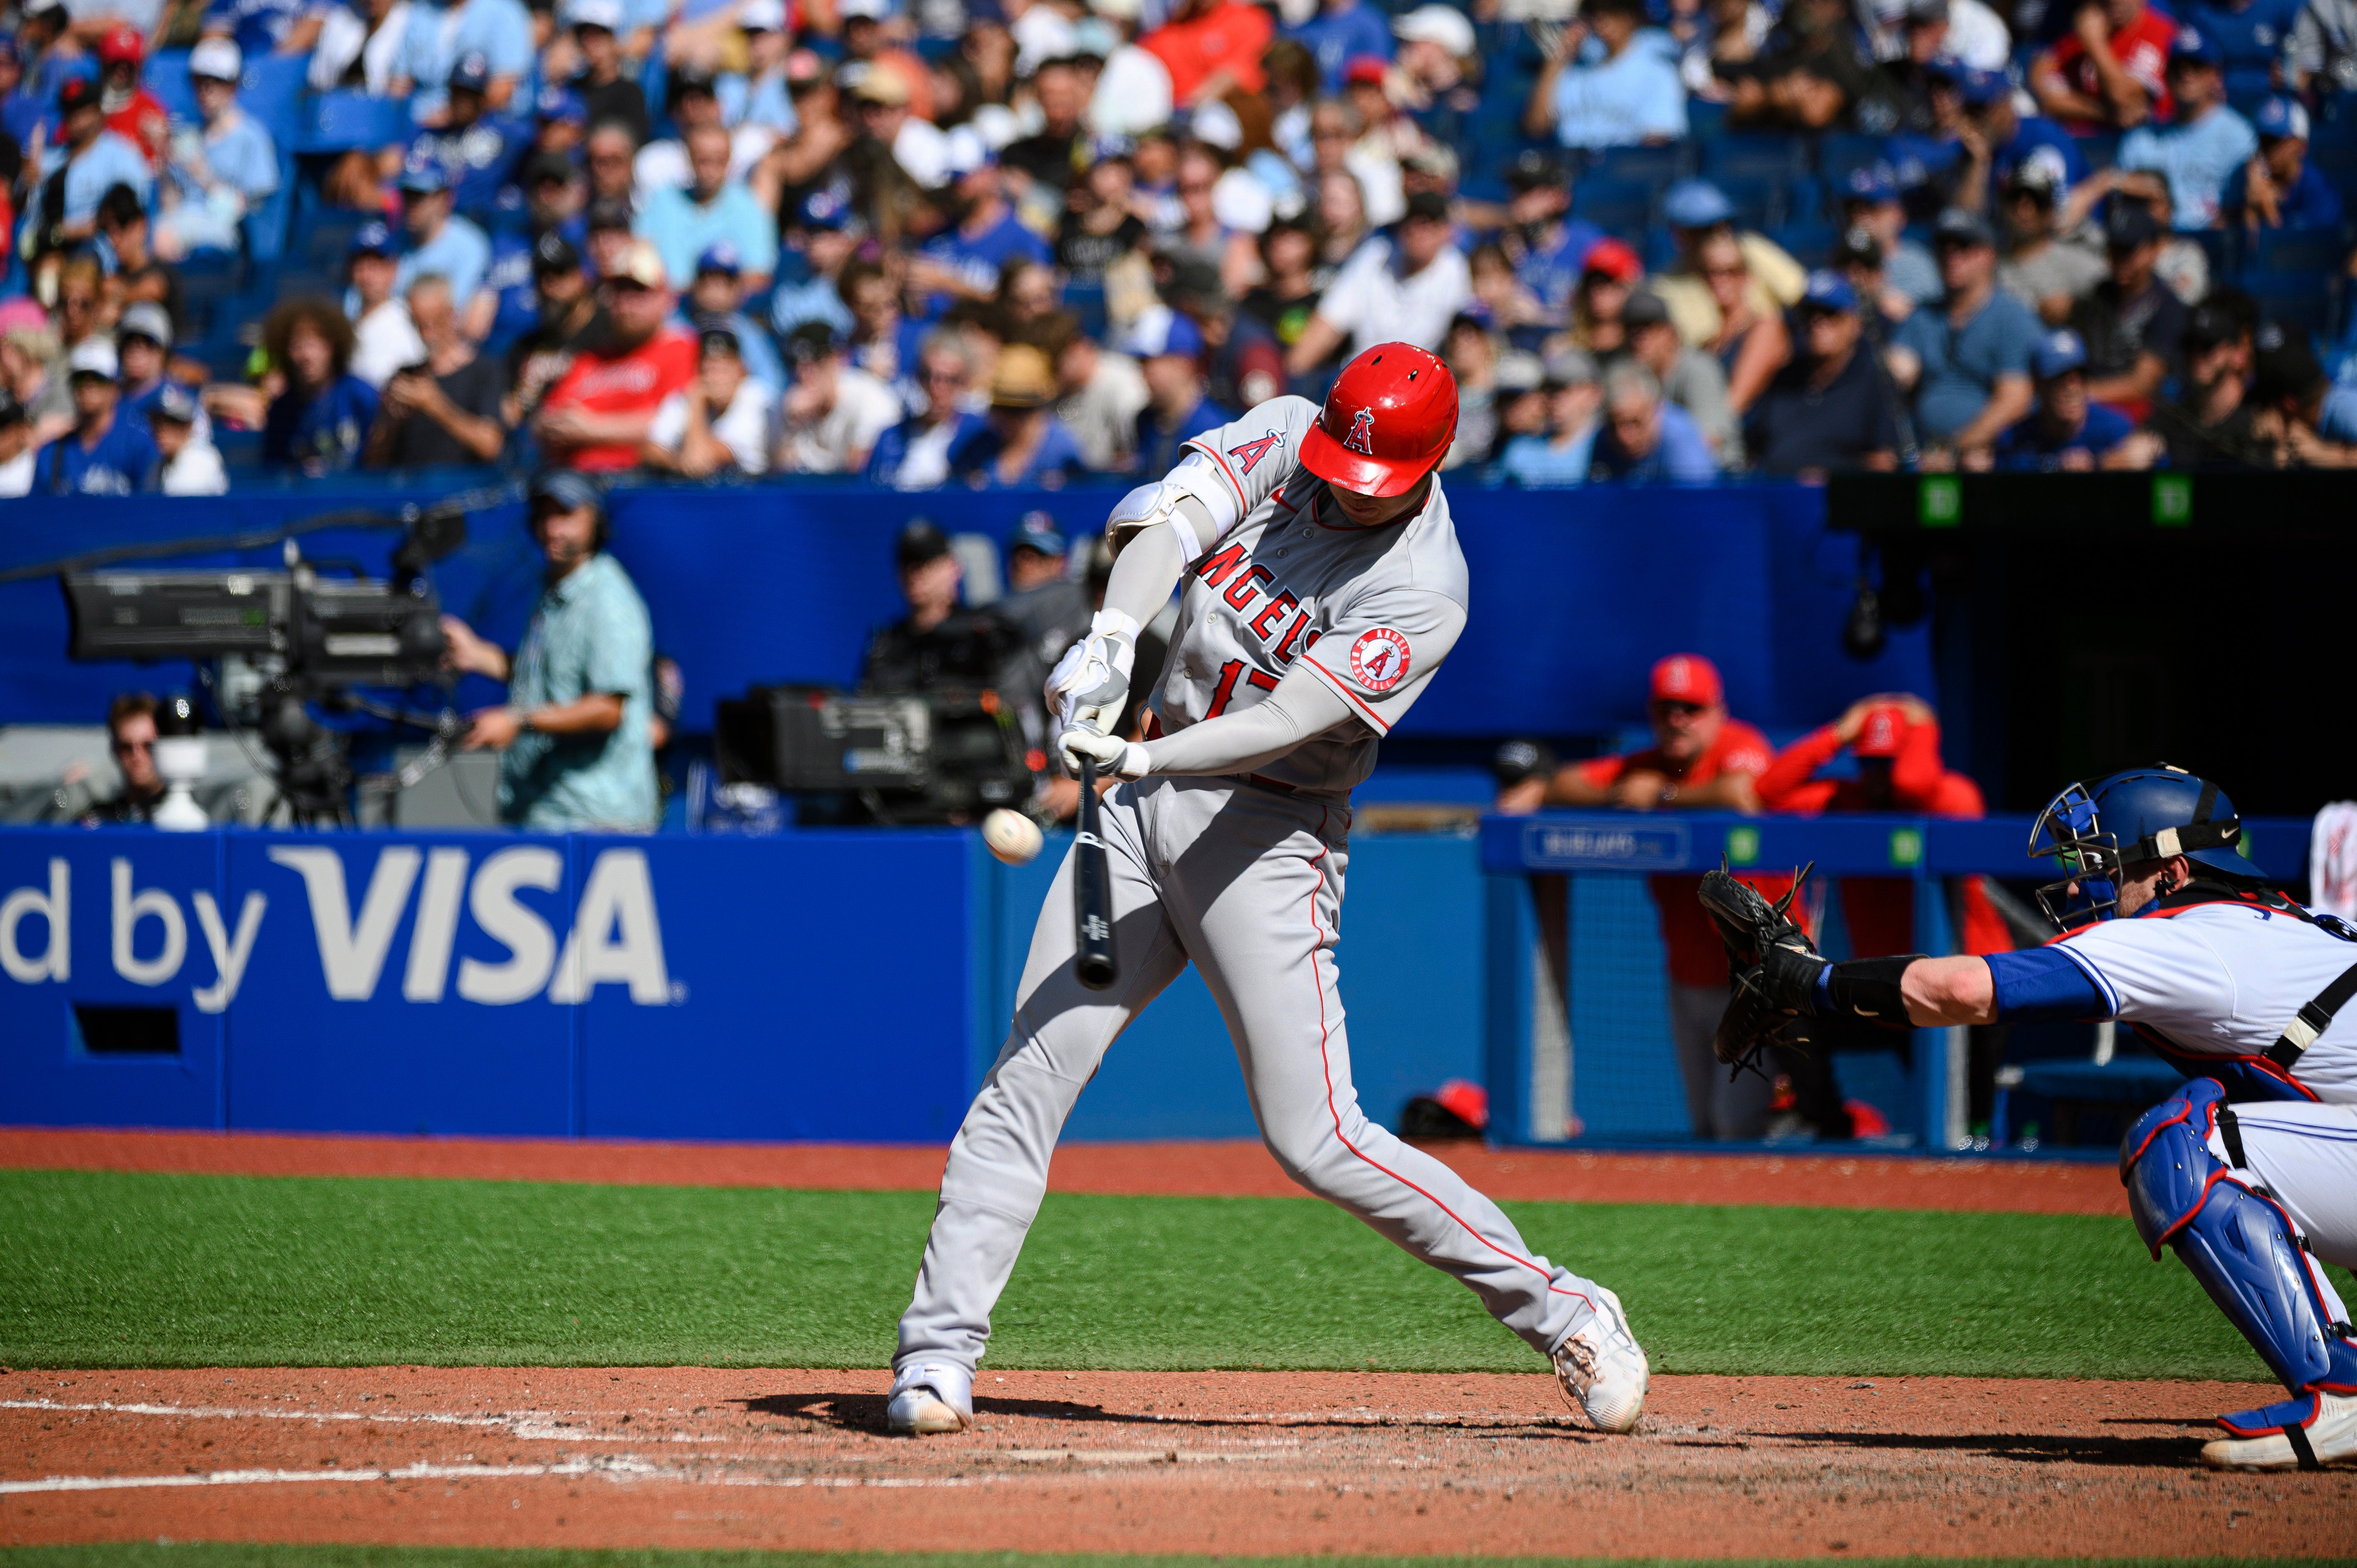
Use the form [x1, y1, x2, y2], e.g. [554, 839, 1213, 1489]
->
[1060, 726, 1149, 781]
[1045, 608, 1140, 737]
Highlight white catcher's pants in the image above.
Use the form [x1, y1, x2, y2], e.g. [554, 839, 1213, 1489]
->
[2213, 1100, 2357, 1274]
[895, 776, 1610, 1377]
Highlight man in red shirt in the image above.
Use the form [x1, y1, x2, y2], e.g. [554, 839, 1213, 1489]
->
[2033, 0, 2176, 133]
[534, 239, 697, 472]
[97, 25, 169, 169]
[1497, 653, 1789, 1140]
[1142, 0, 1273, 105]
[1756, 694, 2015, 1139]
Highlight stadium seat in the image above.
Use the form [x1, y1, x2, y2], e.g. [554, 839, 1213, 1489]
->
[2186, 226, 2238, 282]
[2247, 226, 2349, 275]
[147, 50, 197, 124]
[1063, 279, 1107, 341]
[1817, 132, 1888, 185]
[301, 92, 414, 153]
[2075, 131, 2121, 171]
[1712, 173, 1782, 231]
[242, 152, 296, 267]
[1702, 133, 1808, 184]
[1684, 99, 1728, 143]
[1590, 143, 1688, 186]
[1571, 176, 1654, 234]
[239, 53, 311, 150]
[2245, 272, 2343, 341]
[1768, 220, 1837, 268]
[173, 254, 243, 340]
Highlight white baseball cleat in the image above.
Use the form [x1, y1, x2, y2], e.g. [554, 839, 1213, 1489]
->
[886, 1362, 974, 1436]
[1552, 1285, 1649, 1433]
[2202, 1392, 2357, 1471]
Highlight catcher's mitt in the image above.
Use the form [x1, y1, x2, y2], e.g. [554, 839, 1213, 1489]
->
[1696, 862, 1828, 1078]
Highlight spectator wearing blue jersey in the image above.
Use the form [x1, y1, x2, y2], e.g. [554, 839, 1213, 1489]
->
[2116, 28, 2256, 230]
[771, 185, 863, 342]
[405, 54, 530, 222]
[113, 302, 211, 445]
[1591, 361, 1720, 482]
[680, 244, 786, 391]
[261, 298, 381, 476]
[392, 158, 494, 332]
[1839, 165, 1940, 305]
[23, 76, 151, 262]
[1501, 150, 1603, 326]
[1282, 0, 1393, 92]
[1888, 207, 2040, 456]
[1953, 62, 2085, 216]
[719, 0, 797, 135]
[910, 132, 1051, 318]
[1498, 349, 1603, 486]
[31, 338, 158, 496]
[154, 40, 280, 260]
[635, 122, 778, 293]
[2178, 0, 2306, 76]
[2224, 97, 2346, 230]
[1124, 305, 1231, 475]
[480, 155, 589, 350]
[0, 38, 44, 154]
[1994, 329, 2145, 468]
[392, 0, 535, 122]
[1526, 0, 1689, 148]
[201, 0, 307, 58]
[949, 344, 1091, 488]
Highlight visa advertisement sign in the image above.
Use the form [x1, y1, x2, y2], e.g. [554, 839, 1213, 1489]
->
[0, 827, 978, 1141]
[0, 844, 671, 1013]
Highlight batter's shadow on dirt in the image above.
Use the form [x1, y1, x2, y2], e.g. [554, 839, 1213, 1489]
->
[744, 1392, 1209, 1432]
[1775, 1429, 2203, 1467]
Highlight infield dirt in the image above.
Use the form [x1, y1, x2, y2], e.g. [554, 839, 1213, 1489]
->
[8, 1367, 2354, 1558]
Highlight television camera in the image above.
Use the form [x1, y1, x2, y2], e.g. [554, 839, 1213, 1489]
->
[59, 507, 471, 825]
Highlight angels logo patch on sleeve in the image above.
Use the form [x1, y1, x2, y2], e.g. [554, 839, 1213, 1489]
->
[1226, 429, 1284, 474]
[1348, 627, 1411, 692]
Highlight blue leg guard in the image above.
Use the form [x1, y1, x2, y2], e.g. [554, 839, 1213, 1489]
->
[2120, 1080, 2356, 1397]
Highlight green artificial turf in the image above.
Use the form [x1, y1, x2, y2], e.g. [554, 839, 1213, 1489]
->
[0, 1168, 2268, 1379]
[0, 1553, 2321, 1568]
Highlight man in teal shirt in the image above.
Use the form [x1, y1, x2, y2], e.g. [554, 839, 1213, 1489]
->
[441, 471, 658, 830]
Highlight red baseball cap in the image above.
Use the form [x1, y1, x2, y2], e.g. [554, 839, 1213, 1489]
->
[1854, 704, 1909, 758]
[98, 23, 144, 65]
[1650, 653, 1723, 708]
[1583, 237, 1641, 283]
[1432, 1078, 1488, 1131]
[1343, 54, 1388, 86]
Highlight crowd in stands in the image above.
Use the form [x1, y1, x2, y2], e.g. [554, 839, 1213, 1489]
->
[8, 0, 2357, 495]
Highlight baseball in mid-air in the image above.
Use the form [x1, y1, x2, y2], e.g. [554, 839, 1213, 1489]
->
[981, 808, 1044, 865]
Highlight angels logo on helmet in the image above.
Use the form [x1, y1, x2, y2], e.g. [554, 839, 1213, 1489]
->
[1348, 627, 1411, 692]
[1343, 407, 1377, 456]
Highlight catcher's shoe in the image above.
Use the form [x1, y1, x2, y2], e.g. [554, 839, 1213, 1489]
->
[2202, 1392, 2357, 1471]
[1552, 1286, 1649, 1433]
[886, 1362, 974, 1436]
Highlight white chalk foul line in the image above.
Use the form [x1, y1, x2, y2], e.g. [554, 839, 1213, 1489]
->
[0, 1457, 658, 1496]
[0, 1399, 726, 1444]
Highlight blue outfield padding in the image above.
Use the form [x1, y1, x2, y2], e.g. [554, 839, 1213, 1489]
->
[0, 823, 1491, 1144]
[0, 480, 1935, 742]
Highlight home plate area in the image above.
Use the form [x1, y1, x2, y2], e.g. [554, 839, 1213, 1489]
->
[6, 1368, 2351, 1556]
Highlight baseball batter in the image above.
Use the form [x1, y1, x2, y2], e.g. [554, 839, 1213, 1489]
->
[885, 344, 1650, 1437]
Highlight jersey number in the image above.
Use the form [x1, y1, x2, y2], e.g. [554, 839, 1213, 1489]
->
[1206, 659, 1279, 719]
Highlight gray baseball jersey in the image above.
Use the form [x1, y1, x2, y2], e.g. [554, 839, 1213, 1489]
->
[892, 392, 1617, 1407]
[1150, 395, 1470, 797]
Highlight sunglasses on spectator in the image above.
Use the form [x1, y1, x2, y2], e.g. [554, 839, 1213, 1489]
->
[114, 737, 152, 754]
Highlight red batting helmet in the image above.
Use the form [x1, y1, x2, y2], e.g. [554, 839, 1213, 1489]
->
[1299, 342, 1458, 498]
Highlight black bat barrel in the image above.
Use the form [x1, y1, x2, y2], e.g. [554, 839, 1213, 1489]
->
[1073, 757, 1119, 990]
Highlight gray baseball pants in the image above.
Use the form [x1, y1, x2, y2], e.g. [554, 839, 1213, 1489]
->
[895, 775, 1609, 1379]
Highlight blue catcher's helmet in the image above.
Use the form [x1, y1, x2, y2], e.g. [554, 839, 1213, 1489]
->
[2027, 764, 2265, 928]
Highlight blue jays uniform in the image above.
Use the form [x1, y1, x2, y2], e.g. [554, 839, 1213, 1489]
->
[1990, 768, 2357, 1469]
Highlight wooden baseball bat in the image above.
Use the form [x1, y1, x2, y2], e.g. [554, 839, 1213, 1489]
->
[1073, 756, 1118, 991]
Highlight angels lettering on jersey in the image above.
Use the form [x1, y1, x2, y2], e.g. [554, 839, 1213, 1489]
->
[1142, 395, 1470, 797]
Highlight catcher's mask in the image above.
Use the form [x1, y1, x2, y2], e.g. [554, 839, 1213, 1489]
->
[2026, 764, 2260, 929]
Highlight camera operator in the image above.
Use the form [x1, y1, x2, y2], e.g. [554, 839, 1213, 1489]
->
[860, 518, 1050, 776]
[438, 472, 659, 832]
[45, 693, 169, 824]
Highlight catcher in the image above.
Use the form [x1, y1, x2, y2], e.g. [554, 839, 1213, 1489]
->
[1699, 764, 2357, 1471]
